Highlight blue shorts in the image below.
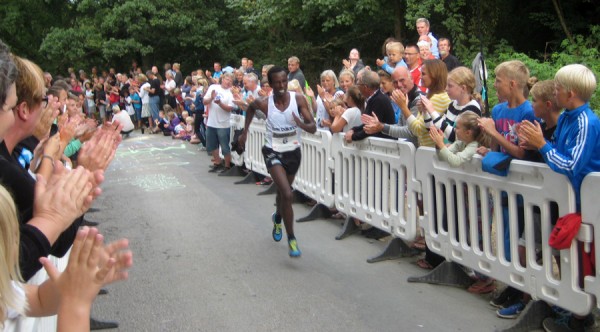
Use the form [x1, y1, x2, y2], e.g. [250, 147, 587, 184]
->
[206, 126, 231, 155]
[149, 95, 160, 120]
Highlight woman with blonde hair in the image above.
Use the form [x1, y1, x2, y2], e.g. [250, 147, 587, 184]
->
[422, 66, 483, 143]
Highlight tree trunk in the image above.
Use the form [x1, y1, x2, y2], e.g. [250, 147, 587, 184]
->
[551, 0, 575, 44]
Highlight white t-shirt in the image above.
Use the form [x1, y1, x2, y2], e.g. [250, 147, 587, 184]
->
[205, 84, 234, 129]
[113, 111, 135, 132]
[140, 82, 151, 104]
[341, 107, 362, 132]
[164, 79, 176, 95]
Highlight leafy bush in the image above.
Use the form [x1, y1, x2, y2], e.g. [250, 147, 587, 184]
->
[484, 26, 600, 116]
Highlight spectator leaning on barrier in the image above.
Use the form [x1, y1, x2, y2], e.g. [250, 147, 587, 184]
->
[344, 69, 396, 142]
[520, 66, 600, 332]
[361, 66, 422, 147]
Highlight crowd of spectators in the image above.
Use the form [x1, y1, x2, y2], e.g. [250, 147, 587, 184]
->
[1, 14, 599, 332]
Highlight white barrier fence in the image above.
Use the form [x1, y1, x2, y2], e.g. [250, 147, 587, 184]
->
[583, 173, 600, 310]
[292, 129, 335, 207]
[415, 147, 594, 316]
[240, 115, 599, 316]
[243, 118, 269, 177]
[332, 134, 420, 241]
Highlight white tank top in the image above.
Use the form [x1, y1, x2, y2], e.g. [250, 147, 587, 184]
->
[265, 92, 302, 152]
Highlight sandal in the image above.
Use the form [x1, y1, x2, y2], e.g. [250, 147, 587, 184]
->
[411, 236, 427, 250]
[416, 258, 434, 270]
[467, 278, 496, 294]
[330, 212, 346, 219]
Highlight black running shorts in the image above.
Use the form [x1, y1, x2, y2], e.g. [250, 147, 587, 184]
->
[262, 146, 301, 175]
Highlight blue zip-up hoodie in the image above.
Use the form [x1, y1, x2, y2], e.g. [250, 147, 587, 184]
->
[539, 103, 600, 209]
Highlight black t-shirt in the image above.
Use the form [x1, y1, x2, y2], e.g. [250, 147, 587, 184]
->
[149, 78, 162, 97]
[0, 141, 82, 280]
[120, 82, 130, 98]
[523, 123, 556, 162]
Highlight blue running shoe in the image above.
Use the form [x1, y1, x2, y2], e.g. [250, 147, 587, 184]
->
[272, 212, 282, 242]
[288, 239, 301, 257]
[496, 301, 525, 319]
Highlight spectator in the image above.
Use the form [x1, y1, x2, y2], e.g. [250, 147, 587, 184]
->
[439, 38, 461, 72]
[408, 59, 451, 148]
[519, 64, 600, 332]
[345, 69, 396, 142]
[338, 69, 355, 93]
[111, 105, 134, 138]
[203, 72, 235, 172]
[377, 41, 408, 75]
[147, 70, 162, 129]
[404, 44, 424, 92]
[84, 82, 95, 119]
[310, 70, 344, 129]
[173, 62, 183, 87]
[362, 66, 422, 146]
[137, 73, 152, 133]
[424, 67, 482, 142]
[321, 85, 364, 133]
[477, 60, 537, 266]
[416, 17, 439, 58]
[206, 62, 223, 85]
[130, 85, 142, 129]
[287, 56, 306, 90]
[417, 38, 435, 61]
[342, 48, 365, 76]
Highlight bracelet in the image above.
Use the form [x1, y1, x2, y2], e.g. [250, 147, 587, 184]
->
[35, 154, 55, 173]
[42, 154, 55, 168]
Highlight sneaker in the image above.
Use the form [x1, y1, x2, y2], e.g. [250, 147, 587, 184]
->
[288, 239, 301, 258]
[272, 213, 282, 242]
[543, 316, 584, 332]
[490, 287, 520, 309]
[208, 164, 223, 173]
[496, 301, 525, 319]
[217, 166, 231, 174]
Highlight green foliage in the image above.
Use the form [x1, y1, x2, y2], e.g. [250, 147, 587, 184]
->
[485, 26, 600, 115]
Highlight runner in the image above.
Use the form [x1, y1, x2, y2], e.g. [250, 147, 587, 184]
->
[238, 66, 316, 257]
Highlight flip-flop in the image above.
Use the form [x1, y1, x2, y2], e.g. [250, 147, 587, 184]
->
[416, 258, 433, 270]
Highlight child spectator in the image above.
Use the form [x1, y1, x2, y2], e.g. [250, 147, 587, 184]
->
[174, 116, 194, 141]
[154, 109, 170, 135]
[376, 41, 408, 74]
[518, 65, 600, 331]
[491, 80, 562, 319]
[423, 67, 482, 142]
[321, 86, 364, 133]
[130, 86, 142, 129]
[431, 111, 486, 166]
[165, 109, 181, 136]
[478, 60, 538, 265]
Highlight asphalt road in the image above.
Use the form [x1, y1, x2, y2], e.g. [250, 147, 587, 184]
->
[88, 131, 515, 332]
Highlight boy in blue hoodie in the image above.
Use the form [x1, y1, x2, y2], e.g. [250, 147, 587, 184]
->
[519, 64, 600, 332]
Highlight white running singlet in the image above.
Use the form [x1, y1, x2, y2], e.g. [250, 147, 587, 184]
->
[265, 92, 302, 152]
